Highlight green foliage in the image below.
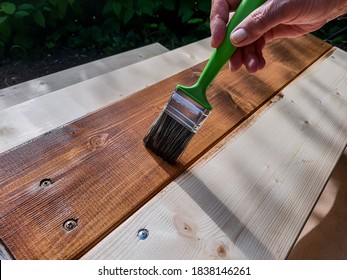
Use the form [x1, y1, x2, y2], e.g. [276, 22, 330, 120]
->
[0, 0, 212, 59]
[312, 16, 347, 49]
[0, 1, 345, 61]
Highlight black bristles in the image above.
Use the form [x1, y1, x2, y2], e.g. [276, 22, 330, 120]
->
[143, 112, 195, 163]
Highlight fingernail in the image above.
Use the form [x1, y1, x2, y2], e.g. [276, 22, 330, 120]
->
[231, 28, 248, 44]
[246, 54, 258, 73]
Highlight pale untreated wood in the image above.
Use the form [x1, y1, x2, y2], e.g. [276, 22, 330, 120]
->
[0, 35, 331, 259]
[82, 48, 347, 260]
[0, 43, 168, 110]
[0, 38, 213, 154]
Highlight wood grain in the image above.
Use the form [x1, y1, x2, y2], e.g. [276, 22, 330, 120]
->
[0, 39, 213, 155]
[83, 48, 347, 260]
[0, 35, 331, 259]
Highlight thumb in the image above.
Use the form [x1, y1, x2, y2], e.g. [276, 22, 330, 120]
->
[230, 1, 284, 46]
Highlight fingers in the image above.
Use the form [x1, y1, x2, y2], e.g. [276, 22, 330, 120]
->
[229, 48, 243, 71]
[230, 0, 285, 46]
[210, 15, 228, 48]
[253, 37, 266, 71]
[229, 37, 266, 73]
[211, 0, 271, 73]
[210, 0, 241, 48]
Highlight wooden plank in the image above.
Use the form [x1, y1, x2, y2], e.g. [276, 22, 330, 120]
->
[0, 38, 213, 154]
[288, 147, 347, 259]
[82, 48, 347, 260]
[0, 35, 331, 259]
[0, 43, 168, 110]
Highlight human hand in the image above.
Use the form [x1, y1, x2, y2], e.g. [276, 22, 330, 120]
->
[210, 0, 347, 73]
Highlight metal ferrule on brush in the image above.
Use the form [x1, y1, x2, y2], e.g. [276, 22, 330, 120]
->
[163, 89, 211, 133]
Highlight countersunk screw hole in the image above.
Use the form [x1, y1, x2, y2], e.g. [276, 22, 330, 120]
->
[137, 229, 149, 240]
[63, 219, 78, 231]
[39, 178, 53, 187]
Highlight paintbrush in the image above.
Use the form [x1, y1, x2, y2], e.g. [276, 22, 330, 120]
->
[144, 0, 265, 163]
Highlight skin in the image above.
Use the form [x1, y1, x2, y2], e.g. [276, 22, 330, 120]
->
[210, 0, 347, 73]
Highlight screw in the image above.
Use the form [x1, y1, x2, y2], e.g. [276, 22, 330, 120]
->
[137, 229, 149, 240]
[39, 178, 53, 187]
[63, 219, 78, 231]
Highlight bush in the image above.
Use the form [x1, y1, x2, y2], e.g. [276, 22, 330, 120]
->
[0, 0, 211, 59]
[1, 1, 345, 60]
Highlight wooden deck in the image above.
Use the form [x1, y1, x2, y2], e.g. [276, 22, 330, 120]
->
[0, 35, 346, 259]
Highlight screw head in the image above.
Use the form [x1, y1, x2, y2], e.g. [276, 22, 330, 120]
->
[137, 229, 149, 240]
[63, 219, 78, 231]
[39, 178, 53, 187]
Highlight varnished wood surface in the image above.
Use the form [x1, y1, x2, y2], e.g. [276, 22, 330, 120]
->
[83, 48, 347, 259]
[0, 35, 331, 259]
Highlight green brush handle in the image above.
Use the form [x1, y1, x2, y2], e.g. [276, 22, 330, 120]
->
[177, 0, 266, 110]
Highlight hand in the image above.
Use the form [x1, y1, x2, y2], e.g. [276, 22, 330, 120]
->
[210, 0, 347, 73]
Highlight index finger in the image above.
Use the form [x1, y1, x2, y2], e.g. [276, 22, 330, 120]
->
[210, 0, 242, 48]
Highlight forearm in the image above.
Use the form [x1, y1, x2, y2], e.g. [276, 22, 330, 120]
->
[329, 0, 347, 21]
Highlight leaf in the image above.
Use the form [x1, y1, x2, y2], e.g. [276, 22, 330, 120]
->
[137, 0, 155, 9]
[102, 0, 113, 14]
[15, 11, 30, 18]
[122, 0, 133, 10]
[187, 18, 203, 24]
[158, 22, 166, 31]
[141, 7, 154, 16]
[17, 4, 35, 12]
[45, 41, 55, 49]
[57, 1, 68, 18]
[48, 0, 58, 6]
[135, 0, 155, 16]
[0, 2, 16, 15]
[163, 1, 175, 11]
[123, 9, 134, 24]
[112, 2, 121, 17]
[181, 10, 194, 22]
[0, 20, 12, 39]
[198, 1, 211, 13]
[43, 6, 53, 12]
[68, 0, 76, 5]
[178, 0, 195, 22]
[0, 16, 8, 24]
[33, 10, 46, 27]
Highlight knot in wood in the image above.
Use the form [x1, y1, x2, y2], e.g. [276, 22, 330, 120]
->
[88, 134, 108, 149]
[216, 244, 228, 258]
[173, 214, 196, 238]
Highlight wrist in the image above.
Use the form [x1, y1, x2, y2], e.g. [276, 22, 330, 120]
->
[329, 0, 347, 20]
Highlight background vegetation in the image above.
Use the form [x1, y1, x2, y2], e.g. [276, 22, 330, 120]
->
[0, 0, 212, 60]
[0, 0, 346, 60]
